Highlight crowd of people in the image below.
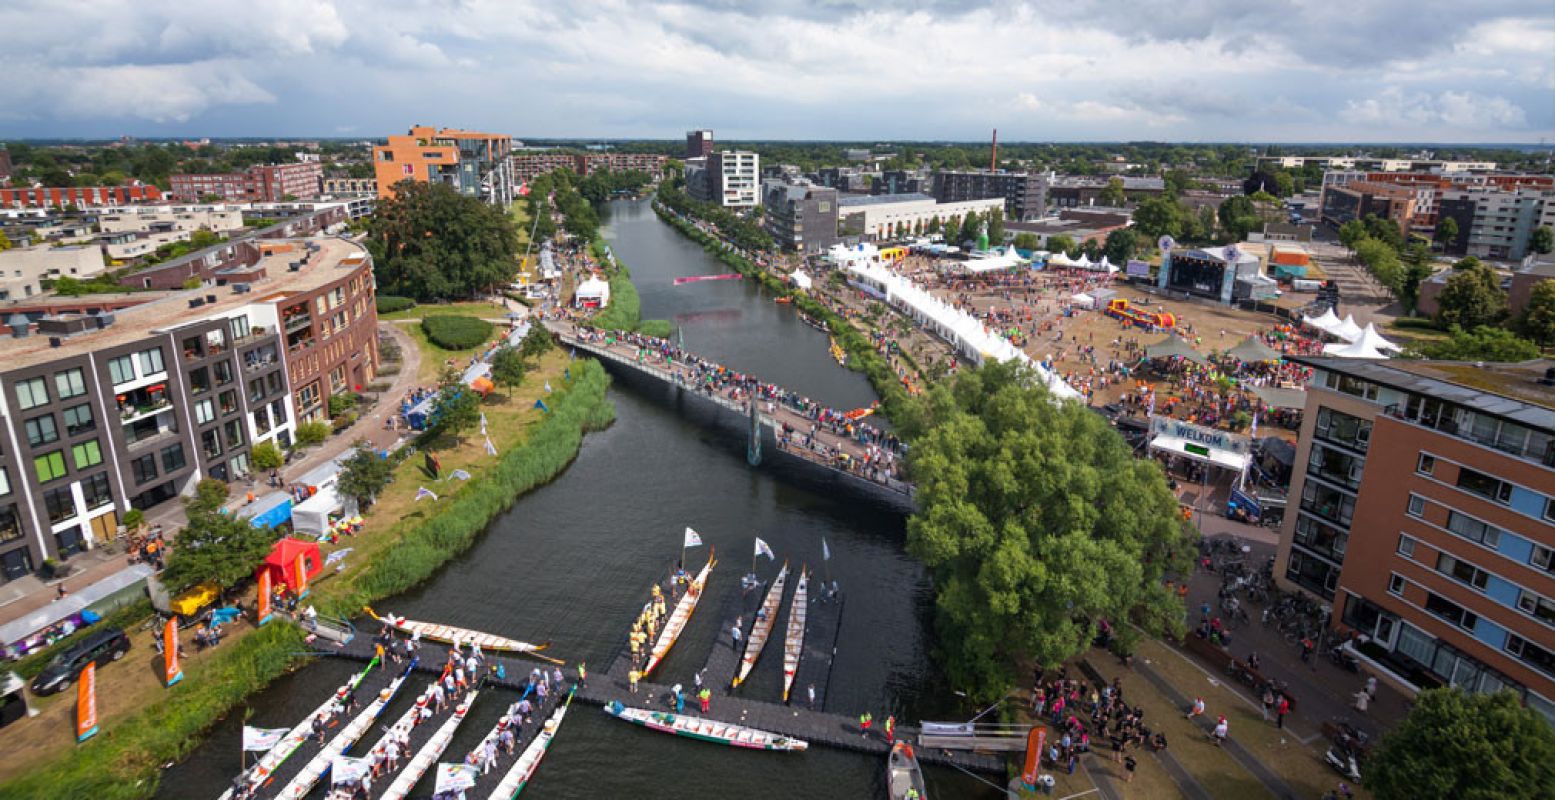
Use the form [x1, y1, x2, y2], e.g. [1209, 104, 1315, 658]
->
[1028, 664, 1166, 784]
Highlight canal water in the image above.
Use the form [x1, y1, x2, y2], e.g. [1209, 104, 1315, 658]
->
[162, 199, 999, 798]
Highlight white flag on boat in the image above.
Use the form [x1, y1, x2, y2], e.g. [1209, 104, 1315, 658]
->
[241, 725, 288, 752]
[822, 537, 831, 562]
[435, 763, 480, 793]
[684, 527, 703, 548]
[754, 537, 775, 561]
[484, 436, 498, 456]
[415, 487, 438, 502]
[331, 756, 371, 785]
[480, 412, 488, 436]
[449, 469, 472, 482]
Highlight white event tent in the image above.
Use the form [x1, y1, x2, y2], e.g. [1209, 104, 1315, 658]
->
[1302, 308, 1341, 334]
[1330, 314, 1364, 343]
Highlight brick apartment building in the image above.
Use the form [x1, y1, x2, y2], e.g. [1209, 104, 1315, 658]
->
[510, 153, 668, 183]
[1, 185, 164, 209]
[373, 125, 514, 206]
[169, 162, 323, 203]
[1275, 356, 1555, 724]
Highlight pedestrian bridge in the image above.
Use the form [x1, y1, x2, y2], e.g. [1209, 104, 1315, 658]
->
[547, 321, 913, 500]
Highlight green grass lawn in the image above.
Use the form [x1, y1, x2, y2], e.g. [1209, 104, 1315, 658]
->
[379, 300, 511, 322]
[402, 313, 508, 381]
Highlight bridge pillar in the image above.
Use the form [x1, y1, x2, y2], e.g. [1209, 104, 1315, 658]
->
[746, 399, 762, 466]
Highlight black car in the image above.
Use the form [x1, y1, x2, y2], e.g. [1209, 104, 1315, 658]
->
[29, 627, 130, 696]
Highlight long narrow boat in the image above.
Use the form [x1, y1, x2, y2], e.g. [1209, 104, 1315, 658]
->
[338, 675, 442, 796]
[887, 742, 930, 800]
[272, 659, 417, 799]
[487, 687, 576, 799]
[379, 689, 480, 800]
[829, 338, 848, 366]
[364, 607, 561, 665]
[216, 658, 381, 800]
[641, 551, 716, 677]
[732, 561, 789, 688]
[603, 701, 807, 751]
[463, 685, 531, 792]
[781, 568, 809, 702]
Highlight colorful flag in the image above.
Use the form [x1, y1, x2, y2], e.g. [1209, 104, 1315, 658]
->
[449, 469, 472, 482]
[415, 487, 439, 502]
[435, 763, 480, 793]
[754, 537, 775, 561]
[534, 399, 550, 413]
[325, 548, 353, 566]
[480, 412, 488, 436]
[822, 537, 831, 562]
[1249, 410, 1260, 439]
[242, 725, 289, 752]
[256, 568, 273, 626]
[163, 615, 183, 687]
[76, 662, 97, 743]
[518, 183, 531, 197]
[683, 527, 703, 548]
[484, 437, 498, 456]
[295, 552, 310, 599]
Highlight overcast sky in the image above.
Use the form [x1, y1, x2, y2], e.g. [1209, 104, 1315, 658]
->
[2, 0, 1552, 143]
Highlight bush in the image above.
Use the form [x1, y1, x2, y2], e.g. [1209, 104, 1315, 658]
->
[376, 295, 416, 314]
[1391, 316, 1443, 331]
[637, 318, 674, 339]
[250, 440, 284, 471]
[422, 315, 494, 350]
[328, 392, 360, 416]
[294, 420, 330, 447]
[122, 508, 145, 531]
[1111, 626, 1140, 660]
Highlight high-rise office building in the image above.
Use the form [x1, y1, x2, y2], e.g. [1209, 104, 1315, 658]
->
[686, 129, 714, 160]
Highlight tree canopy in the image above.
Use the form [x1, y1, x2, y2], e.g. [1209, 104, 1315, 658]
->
[1103, 228, 1137, 265]
[337, 442, 395, 510]
[1417, 325, 1540, 362]
[1516, 280, 1555, 346]
[161, 482, 274, 594]
[1218, 196, 1261, 242]
[1531, 225, 1554, 255]
[1364, 688, 1555, 800]
[903, 360, 1194, 700]
[489, 346, 527, 395]
[1434, 263, 1507, 330]
[366, 181, 519, 302]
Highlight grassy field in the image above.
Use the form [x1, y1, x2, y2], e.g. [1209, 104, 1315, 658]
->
[378, 300, 512, 323]
[395, 310, 511, 382]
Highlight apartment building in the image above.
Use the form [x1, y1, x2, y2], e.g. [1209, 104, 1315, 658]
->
[0, 246, 108, 301]
[510, 153, 669, 183]
[1275, 356, 1555, 723]
[687, 151, 760, 208]
[1260, 157, 1498, 173]
[372, 125, 514, 206]
[97, 207, 246, 235]
[169, 162, 323, 203]
[1319, 181, 1421, 233]
[762, 181, 839, 255]
[686, 129, 714, 159]
[1046, 176, 1165, 211]
[932, 170, 1048, 221]
[1437, 187, 1555, 261]
[1, 186, 163, 209]
[838, 193, 1005, 241]
[322, 177, 377, 195]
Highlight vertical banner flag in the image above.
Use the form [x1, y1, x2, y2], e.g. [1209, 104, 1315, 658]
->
[822, 537, 831, 562]
[435, 763, 480, 794]
[545, 381, 553, 394]
[1021, 726, 1048, 786]
[76, 662, 98, 743]
[683, 527, 703, 548]
[479, 412, 488, 436]
[484, 437, 497, 457]
[754, 537, 776, 561]
[256, 567, 273, 626]
[295, 552, 310, 599]
[1250, 410, 1260, 439]
[242, 725, 289, 752]
[164, 615, 183, 687]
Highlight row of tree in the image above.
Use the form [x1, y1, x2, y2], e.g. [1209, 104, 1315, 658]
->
[657, 182, 774, 251]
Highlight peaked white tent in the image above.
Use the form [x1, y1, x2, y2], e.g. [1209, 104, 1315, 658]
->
[1071, 292, 1096, 309]
[1303, 308, 1341, 333]
[1096, 256, 1120, 274]
[1323, 338, 1389, 359]
[1074, 254, 1094, 270]
[1048, 252, 1076, 268]
[1331, 314, 1364, 343]
[575, 276, 611, 309]
[791, 271, 813, 290]
[1358, 322, 1402, 352]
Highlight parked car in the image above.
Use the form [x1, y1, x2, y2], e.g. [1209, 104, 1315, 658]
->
[29, 627, 130, 696]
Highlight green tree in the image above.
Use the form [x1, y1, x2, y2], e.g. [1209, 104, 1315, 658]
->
[1098, 177, 1127, 207]
[986, 208, 1005, 245]
[1217, 195, 1260, 242]
[1271, 171, 1295, 198]
[927, 215, 942, 235]
[1102, 227, 1137, 265]
[1399, 243, 1434, 315]
[189, 229, 221, 249]
[337, 442, 394, 510]
[904, 360, 1194, 700]
[1338, 219, 1367, 252]
[1364, 213, 1405, 251]
[958, 211, 981, 246]
[250, 440, 284, 472]
[100, 169, 127, 186]
[366, 181, 519, 301]
[187, 478, 230, 517]
[1418, 325, 1540, 362]
[1162, 169, 1190, 199]
[1514, 280, 1555, 346]
[520, 323, 554, 360]
[160, 507, 276, 594]
[1453, 256, 1483, 271]
[1047, 234, 1076, 257]
[1013, 233, 1040, 251]
[1364, 688, 1555, 800]
[489, 345, 527, 396]
[1131, 197, 1184, 240]
[425, 382, 481, 443]
[1434, 217, 1460, 251]
[294, 420, 330, 447]
[1531, 225, 1555, 255]
[1434, 263, 1507, 330]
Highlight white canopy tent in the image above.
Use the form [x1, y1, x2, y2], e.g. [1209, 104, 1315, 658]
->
[962, 246, 1026, 273]
[1323, 338, 1390, 359]
[790, 271, 813, 290]
[1047, 252, 1076, 268]
[1358, 322, 1402, 352]
[1331, 314, 1364, 343]
[575, 276, 611, 309]
[1071, 292, 1096, 309]
[1302, 308, 1341, 333]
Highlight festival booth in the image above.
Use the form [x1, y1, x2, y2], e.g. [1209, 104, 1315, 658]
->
[961, 246, 1026, 273]
[1070, 292, 1096, 310]
[1330, 314, 1364, 343]
[242, 492, 294, 530]
[575, 276, 611, 309]
[1144, 335, 1210, 366]
[257, 538, 323, 595]
[1226, 336, 1282, 364]
[289, 457, 355, 538]
[1148, 417, 1253, 488]
[791, 271, 813, 290]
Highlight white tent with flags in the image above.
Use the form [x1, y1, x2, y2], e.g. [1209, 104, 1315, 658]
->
[1047, 252, 1076, 268]
[1331, 314, 1364, 343]
[1302, 308, 1341, 333]
[1074, 254, 1094, 270]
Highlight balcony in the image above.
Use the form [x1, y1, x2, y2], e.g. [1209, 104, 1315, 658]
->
[284, 314, 313, 333]
[125, 427, 179, 452]
[1384, 404, 1555, 468]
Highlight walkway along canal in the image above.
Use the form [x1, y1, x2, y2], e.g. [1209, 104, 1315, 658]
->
[161, 197, 1000, 798]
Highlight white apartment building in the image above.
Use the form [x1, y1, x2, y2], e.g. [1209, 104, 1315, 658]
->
[838, 193, 1006, 241]
[97, 207, 246, 235]
[712, 151, 760, 208]
[0, 246, 108, 300]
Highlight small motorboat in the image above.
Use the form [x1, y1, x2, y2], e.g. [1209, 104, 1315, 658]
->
[774, 296, 793, 305]
[888, 742, 929, 800]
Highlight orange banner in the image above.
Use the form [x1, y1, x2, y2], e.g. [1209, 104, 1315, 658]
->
[163, 616, 183, 687]
[76, 662, 98, 743]
[1020, 725, 1047, 785]
[295, 552, 309, 599]
[256, 568, 272, 626]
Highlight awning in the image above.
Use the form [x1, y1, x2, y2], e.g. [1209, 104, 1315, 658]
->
[1145, 335, 1209, 365]
[1250, 385, 1307, 410]
[1226, 336, 1282, 363]
[1150, 434, 1252, 472]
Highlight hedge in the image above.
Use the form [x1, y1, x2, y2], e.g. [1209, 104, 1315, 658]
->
[376, 295, 416, 314]
[422, 315, 494, 350]
[637, 319, 674, 339]
[1391, 316, 1444, 331]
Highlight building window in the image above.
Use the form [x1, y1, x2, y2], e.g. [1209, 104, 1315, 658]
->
[200, 429, 222, 460]
[81, 472, 112, 510]
[194, 399, 215, 425]
[214, 360, 234, 386]
[1315, 406, 1371, 451]
[1517, 590, 1555, 627]
[161, 443, 187, 473]
[25, 415, 58, 447]
[189, 367, 210, 395]
[0, 505, 20, 544]
[71, 439, 102, 470]
[1435, 553, 1489, 592]
[1456, 467, 1512, 505]
[54, 368, 87, 399]
[1532, 544, 1555, 575]
[224, 419, 245, 449]
[131, 454, 158, 485]
[138, 347, 165, 375]
[34, 451, 67, 483]
[1416, 454, 1435, 475]
[62, 403, 95, 437]
[1507, 635, 1555, 679]
[229, 452, 250, 477]
[1398, 534, 1417, 557]
[296, 382, 320, 410]
[15, 377, 48, 410]
[1445, 510, 1503, 548]
[1424, 592, 1478, 631]
[218, 389, 239, 416]
[1545, 497, 1554, 524]
[1407, 495, 1425, 517]
[107, 355, 136, 386]
[1388, 573, 1406, 596]
[43, 487, 76, 524]
[248, 377, 266, 403]
[0, 467, 9, 498]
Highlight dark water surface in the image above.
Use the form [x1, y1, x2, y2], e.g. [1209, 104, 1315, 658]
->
[160, 199, 998, 798]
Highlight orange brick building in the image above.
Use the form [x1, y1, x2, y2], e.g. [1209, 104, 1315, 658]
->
[372, 125, 514, 206]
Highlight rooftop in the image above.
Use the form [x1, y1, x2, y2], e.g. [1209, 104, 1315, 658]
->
[2, 236, 369, 371]
[1290, 355, 1555, 430]
[837, 193, 940, 207]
